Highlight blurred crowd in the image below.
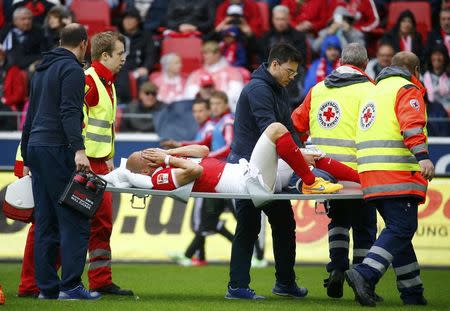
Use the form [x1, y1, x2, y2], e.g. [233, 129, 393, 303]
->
[0, 0, 449, 136]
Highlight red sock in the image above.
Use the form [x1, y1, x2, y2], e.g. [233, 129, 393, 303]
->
[315, 157, 360, 183]
[275, 132, 315, 185]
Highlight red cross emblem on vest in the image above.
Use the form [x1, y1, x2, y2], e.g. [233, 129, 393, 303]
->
[317, 101, 341, 129]
[359, 102, 376, 130]
[323, 107, 335, 121]
[363, 108, 372, 123]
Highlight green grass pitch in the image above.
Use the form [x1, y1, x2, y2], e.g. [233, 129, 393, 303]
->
[1, 263, 450, 310]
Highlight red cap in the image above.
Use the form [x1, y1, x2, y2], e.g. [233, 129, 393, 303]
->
[200, 74, 214, 87]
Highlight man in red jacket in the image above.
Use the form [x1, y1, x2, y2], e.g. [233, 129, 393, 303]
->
[215, 0, 264, 37]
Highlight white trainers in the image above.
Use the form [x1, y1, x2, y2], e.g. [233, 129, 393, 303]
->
[168, 251, 192, 266]
[251, 257, 268, 268]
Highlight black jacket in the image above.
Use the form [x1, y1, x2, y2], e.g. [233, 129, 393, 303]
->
[21, 48, 85, 164]
[381, 10, 424, 61]
[259, 27, 307, 62]
[167, 0, 214, 33]
[0, 24, 47, 69]
[122, 29, 156, 71]
[230, 63, 297, 160]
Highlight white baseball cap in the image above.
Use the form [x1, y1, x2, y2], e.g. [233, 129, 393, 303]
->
[227, 4, 243, 16]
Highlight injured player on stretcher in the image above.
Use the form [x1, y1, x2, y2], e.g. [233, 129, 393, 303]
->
[109, 123, 361, 195]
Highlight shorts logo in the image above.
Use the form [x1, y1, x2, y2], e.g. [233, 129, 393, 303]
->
[317, 101, 341, 129]
[359, 102, 376, 131]
[409, 99, 420, 111]
[157, 173, 169, 184]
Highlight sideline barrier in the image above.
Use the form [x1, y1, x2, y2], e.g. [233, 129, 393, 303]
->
[1, 171, 449, 266]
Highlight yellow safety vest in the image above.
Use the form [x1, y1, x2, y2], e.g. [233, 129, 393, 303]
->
[82, 67, 116, 159]
[15, 143, 23, 161]
[309, 80, 374, 169]
[356, 76, 427, 172]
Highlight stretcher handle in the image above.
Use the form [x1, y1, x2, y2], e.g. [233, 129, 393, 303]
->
[130, 194, 149, 209]
[314, 200, 330, 215]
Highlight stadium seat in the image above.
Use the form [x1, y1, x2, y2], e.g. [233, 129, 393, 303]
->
[386, 1, 431, 43]
[70, 0, 113, 35]
[161, 36, 203, 75]
[256, 1, 270, 33]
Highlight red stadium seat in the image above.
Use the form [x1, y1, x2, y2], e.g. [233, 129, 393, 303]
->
[70, 0, 112, 35]
[161, 36, 203, 75]
[387, 1, 431, 43]
[256, 1, 270, 33]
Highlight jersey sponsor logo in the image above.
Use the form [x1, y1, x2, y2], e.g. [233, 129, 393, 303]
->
[359, 102, 376, 131]
[317, 101, 341, 129]
[157, 173, 169, 185]
[410, 99, 420, 111]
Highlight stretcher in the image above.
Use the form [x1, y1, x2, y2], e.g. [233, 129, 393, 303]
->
[106, 181, 363, 213]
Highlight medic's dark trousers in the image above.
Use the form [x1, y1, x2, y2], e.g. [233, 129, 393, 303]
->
[355, 198, 424, 301]
[28, 146, 90, 298]
[326, 199, 377, 272]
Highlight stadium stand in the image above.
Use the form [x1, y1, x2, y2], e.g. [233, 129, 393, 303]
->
[386, 1, 431, 44]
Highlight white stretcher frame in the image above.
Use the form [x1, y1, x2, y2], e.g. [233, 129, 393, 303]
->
[106, 182, 363, 214]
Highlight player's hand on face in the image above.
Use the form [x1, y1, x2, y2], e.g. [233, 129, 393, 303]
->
[141, 149, 166, 165]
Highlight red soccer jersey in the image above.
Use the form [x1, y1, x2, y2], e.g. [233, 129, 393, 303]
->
[151, 158, 227, 192]
[192, 158, 227, 192]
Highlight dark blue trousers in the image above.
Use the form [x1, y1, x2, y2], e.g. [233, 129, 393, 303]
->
[355, 198, 424, 302]
[28, 146, 90, 297]
[228, 153, 296, 288]
[326, 199, 377, 272]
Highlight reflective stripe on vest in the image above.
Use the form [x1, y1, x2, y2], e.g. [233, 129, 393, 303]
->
[83, 67, 116, 158]
[15, 143, 23, 161]
[309, 80, 374, 169]
[356, 76, 427, 172]
[362, 182, 427, 196]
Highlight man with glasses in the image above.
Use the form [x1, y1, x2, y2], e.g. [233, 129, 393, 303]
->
[225, 43, 334, 300]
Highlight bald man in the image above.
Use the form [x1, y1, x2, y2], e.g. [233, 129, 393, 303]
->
[123, 122, 349, 195]
[345, 51, 434, 306]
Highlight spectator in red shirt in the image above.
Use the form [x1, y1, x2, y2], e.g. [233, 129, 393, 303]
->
[0, 48, 27, 112]
[329, 0, 379, 33]
[280, 0, 329, 34]
[215, 0, 264, 37]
